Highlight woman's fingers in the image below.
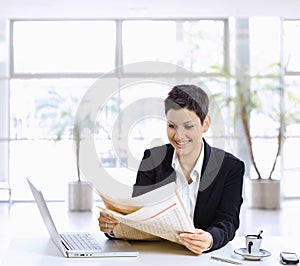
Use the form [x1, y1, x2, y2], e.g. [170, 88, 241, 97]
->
[98, 211, 119, 232]
[176, 229, 213, 254]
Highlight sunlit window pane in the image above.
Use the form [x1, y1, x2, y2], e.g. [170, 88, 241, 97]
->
[122, 20, 224, 73]
[13, 21, 116, 74]
[9, 78, 95, 200]
[284, 20, 300, 72]
[10, 79, 94, 139]
[7, 17, 300, 200]
[250, 78, 281, 137]
[0, 20, 9, 77]
[249, 17, 281, 75]
[182, 20, 224, 73]
[283, 76, 300, 197]
[10, 140, 77, 200]
[284, 76, 300, 137]
[95, 79, 171, 174]
[122, 20, 177, 72]
[94, 80, 171, 186]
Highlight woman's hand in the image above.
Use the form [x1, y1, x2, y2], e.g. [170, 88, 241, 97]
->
[176, 229, 213, 255]
[98, 211, 119, 233]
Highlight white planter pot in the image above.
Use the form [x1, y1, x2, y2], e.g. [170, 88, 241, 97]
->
[68, 181, 94, 212]
[250, 179, 281, 209]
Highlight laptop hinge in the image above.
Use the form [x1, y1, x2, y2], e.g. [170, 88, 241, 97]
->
[59, 234, 71, 250]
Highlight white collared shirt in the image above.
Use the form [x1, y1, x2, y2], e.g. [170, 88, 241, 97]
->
[171, 141, 204, 220]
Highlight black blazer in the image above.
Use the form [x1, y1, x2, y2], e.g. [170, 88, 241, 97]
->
[133, 139, 245, 251]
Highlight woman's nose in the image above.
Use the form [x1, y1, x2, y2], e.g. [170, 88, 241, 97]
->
[175, 128, 184, 138]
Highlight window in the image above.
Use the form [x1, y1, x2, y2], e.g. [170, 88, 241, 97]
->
[0, 20, 10, 199]
[249, 17, 281, 75]
[9, 78, 94, 200]
[282, 20, 300, 197]
[282, 76, 300, 197]
[8, 19, 228, 200]
[5, 18, 300, 200]
[122, 20, 225, 73]
[284, 20, 300, 73]
[13, 20, 116, 74]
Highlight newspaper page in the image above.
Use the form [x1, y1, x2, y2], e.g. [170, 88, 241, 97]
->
[113, 223, 162, 241]
[99, 182, 196, 244]
[100, 181, 180, 213]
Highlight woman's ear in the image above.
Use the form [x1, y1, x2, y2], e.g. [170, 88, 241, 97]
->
[202, 115, 211, 133]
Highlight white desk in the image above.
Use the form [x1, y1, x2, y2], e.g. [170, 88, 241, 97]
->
[1, 202, 299, 266]
[1, 234, 299, 266]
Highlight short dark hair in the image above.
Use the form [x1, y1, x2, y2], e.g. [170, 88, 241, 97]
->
[164, 84, 209, 124]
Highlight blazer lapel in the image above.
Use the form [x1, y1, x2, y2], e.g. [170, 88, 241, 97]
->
[199, 140, 225, 192]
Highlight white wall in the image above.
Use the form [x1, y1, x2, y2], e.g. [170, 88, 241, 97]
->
[0, 0, 299, 19]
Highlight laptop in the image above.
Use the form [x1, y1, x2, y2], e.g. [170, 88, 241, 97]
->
[26, 177, 138, 258]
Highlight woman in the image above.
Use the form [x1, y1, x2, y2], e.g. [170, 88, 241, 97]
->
[98, 84, 244, 254]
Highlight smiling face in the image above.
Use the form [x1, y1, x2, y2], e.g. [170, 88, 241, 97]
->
[166, 108, 210, 160]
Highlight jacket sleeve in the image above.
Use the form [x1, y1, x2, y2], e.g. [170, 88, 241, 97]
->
[204, 159, 245, 251]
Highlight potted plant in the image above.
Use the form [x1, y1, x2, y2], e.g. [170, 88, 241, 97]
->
[211, 65, 286, 209]
[68, 116, 94, 212]
[234, 71, 284, 209]
[37, 91, 94, 211]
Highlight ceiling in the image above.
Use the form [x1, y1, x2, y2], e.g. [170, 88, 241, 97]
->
[0, 0, 299, 19]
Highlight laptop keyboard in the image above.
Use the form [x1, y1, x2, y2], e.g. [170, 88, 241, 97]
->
[60, 233, 102, 251]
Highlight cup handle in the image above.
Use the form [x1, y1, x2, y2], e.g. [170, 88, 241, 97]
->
[248, 241, 253, 254]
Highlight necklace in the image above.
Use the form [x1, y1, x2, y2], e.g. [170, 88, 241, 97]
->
[181, 166, 193, 184]
[187, 176, 193, 185]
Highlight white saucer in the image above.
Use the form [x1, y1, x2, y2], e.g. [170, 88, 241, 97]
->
[234, 248, 271, 260]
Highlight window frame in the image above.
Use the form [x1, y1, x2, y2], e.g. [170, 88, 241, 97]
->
[10, 18, 229, 79]
[6, 17, 300, 200]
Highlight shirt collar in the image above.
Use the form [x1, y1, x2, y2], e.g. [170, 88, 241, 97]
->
[171, 139, 204, 180]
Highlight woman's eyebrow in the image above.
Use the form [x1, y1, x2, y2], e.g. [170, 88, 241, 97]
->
[183, 120, 194, 124]
[167, 120, 194, 125]
[167, 120, 175, 124]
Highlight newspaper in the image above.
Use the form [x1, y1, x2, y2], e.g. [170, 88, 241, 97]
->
[98, 182, 196, 244]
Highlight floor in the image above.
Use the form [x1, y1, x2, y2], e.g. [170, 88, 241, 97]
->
[237, 199, 300, 237]
[0, 199, 300, 261]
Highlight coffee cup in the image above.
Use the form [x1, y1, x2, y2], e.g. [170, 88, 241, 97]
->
[245, 234, 262, 255]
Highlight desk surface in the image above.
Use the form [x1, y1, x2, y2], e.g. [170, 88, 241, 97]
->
[1, 234, 299, 266]
[1, 202, 299, 266]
